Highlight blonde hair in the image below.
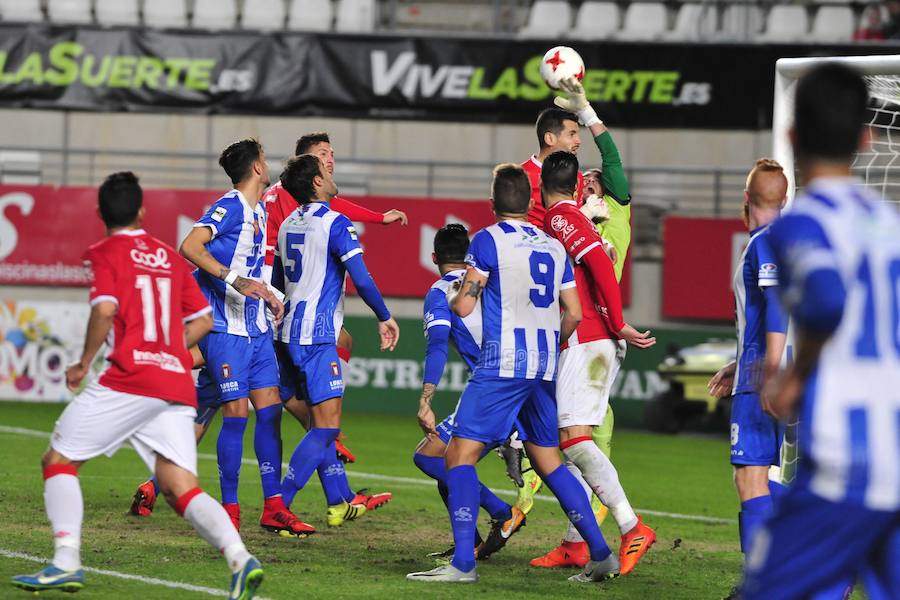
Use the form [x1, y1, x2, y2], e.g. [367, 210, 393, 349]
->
[746, 158, 788, 209]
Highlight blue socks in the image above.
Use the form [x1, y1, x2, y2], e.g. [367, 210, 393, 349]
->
[414, 453, 512, 521]
[768, 480, 788, 501]
[217, 416, 247, 505]
[282, 427, 340, 508]
[253, 404, 283, 499]
[317, 442, 351, 505]
[739, 495, 774, 553]
[543, 464, 612, 561]
[447, 465, 479, 573]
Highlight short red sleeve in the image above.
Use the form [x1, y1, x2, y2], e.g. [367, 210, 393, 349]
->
[83, 246, 118, 306]
[545, 203, 603, 263]
[180, 261, 211, 321]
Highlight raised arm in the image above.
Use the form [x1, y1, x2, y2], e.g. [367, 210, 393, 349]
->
[332, 196, 408, 226]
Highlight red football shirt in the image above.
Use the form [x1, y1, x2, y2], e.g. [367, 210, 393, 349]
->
[262, 182, 385, 266]
[522, 155, 584, 228]
[83, 229, 211, 406]
[544, 200, 625, 347]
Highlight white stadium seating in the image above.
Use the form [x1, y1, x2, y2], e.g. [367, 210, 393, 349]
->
[808, 6, 855, 42]
[519, 0, 572, 39]
[756, 5, 810, 42]
[48, 0, 92, 24]
[96, 0, 139, 26]
[0, 0, 42, 22]
[718, 3, 764, 41]
[193, 0, 238, 30]
[287, 0, 333, 32]
[243, 0, 288, 31]
[335, 0, 376, 32]
[143, 0, 188, 29]
[661, 3, 718, 41]
[613, 2, 668, 41]
[568, 2, 620, 40]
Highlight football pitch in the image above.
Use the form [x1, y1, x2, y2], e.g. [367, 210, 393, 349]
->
[0, 400, 744, 599]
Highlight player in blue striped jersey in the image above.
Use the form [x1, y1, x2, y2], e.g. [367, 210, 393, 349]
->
[407, 163, 618, 584]
[742, 64, 900, 600]
[273, 154, 400, 531]
[708, 159, 789, 573]
[413, 224, 523, 562]
[176, 139, 296, 535]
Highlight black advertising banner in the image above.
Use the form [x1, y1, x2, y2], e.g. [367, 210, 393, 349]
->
[0, 24, 895, 128]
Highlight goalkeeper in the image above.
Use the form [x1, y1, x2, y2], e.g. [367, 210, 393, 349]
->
[517, 76, 643, 569]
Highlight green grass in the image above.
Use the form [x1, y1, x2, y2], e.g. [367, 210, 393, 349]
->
[0, 401, 745, 599]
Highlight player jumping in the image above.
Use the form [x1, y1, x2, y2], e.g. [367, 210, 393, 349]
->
[707, 159, 789, 596]
[263, 132, 401, 509]
[414, 223, 526, 561]
[406, 163, 619, 584]
[742, 62, 900, 600]
[11, 172, 264, 599]
[273, 154, 400, 532]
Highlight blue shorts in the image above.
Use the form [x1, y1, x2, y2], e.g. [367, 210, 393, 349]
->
[731, 392, 783, 466]
[198, 331, 279, 402]
[436, 410, 526, 447]
[452, 374, 557, 448]
[194, 368, 222, 426]
[276, 343, 299, 402]
[742, 486, 900, 600]
[281, 342, 344, 405]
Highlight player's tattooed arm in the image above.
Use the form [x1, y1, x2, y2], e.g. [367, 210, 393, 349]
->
[417, 383, 438, 436]
[452, 268, 487, 318]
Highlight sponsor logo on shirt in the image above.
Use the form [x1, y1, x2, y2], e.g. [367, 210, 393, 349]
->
[329, 378, 344, 391]
[132, 349, 186, 373]
[347, 226, 358, 241]
[130, 247, 171, 270]
[550, 212, 578, 242]
[759, 263, 778, 279]
[221, 381, 240, 393]
[211, 206, 227, 222]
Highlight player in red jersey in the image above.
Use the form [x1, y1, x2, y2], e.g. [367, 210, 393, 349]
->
[262, 132, 399, 512]
[536, 151, 657, 575]
[11, 172, 264, 599]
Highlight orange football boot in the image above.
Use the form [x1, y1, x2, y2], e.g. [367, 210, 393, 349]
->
[529, 540, 589, 568]
[619, 515, 656, 575]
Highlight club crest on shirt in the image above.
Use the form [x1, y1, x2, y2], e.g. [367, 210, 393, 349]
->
[211, 206, 227, 222]
[222, 363, 231, 379]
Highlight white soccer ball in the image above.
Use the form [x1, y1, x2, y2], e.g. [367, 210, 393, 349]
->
[540, 46, 585, 90]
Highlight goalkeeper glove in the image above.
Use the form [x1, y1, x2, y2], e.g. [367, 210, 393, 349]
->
[553, 76, 602, 128]
[580, 194, 610, 224]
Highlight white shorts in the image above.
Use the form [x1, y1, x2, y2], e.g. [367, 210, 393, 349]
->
[51, 382, 198, 475]
[556, 338, 625, 428]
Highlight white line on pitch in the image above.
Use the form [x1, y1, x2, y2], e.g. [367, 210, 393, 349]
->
[0, 424, 736, 525]
[0, 549, 273, 599]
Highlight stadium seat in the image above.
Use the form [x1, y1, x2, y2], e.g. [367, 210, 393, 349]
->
[660, 2, 717, 41]
[143, 0, 188, 29]
[613, 2, 668, 41]
[519, 0, 572, 39]
[335, 0, 376, 32]
[47, 0, 91, 24]
[243, 0, 287, 31]
[807, 6, 854, 42]
[96, 0, 139, 26]
[568, 1, 620, 40]
[718, 3, 763, 41]
[193, 0, 238, 30]
[287, 0, 333, 31]
[756, 5, 809, 42]
[0, 0, 42, 22]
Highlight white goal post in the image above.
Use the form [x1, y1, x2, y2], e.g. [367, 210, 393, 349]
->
[773, 54, 900, 204]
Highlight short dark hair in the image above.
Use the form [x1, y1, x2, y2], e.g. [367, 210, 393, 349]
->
[491, 163, 532, 215]
[295, 132, 330, 156]
[535, 107, 578, 149]
[794, 63, 868, 161]
[219, 138, 263, 185]
[434, 223, 469, 265]
[98, 171, 142, 228]
[541, 151, 580, 197]
[280, 154, 322, 205]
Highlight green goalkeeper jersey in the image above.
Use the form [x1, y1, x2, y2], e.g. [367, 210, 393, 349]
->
[592, 131, 631, 282]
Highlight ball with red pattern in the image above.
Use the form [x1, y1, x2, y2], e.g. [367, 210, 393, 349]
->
[539, 46, 585, 91]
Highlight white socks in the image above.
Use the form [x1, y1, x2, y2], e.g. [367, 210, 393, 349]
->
[44, 469, 82, 572]
[181, 490, 250, 573]
[563, 440, 638, 535]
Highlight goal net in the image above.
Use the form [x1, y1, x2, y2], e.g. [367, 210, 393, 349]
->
[773, 55, 900, 205]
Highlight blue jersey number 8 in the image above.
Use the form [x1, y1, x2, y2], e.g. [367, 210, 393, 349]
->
[529, 251, 556, 308]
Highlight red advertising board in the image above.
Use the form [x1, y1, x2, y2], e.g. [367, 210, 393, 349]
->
[0, 185, 632, 302]
[662, 216, 747, 321]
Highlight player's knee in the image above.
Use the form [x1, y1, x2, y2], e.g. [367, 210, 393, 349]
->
[41, 449, 72, 470]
